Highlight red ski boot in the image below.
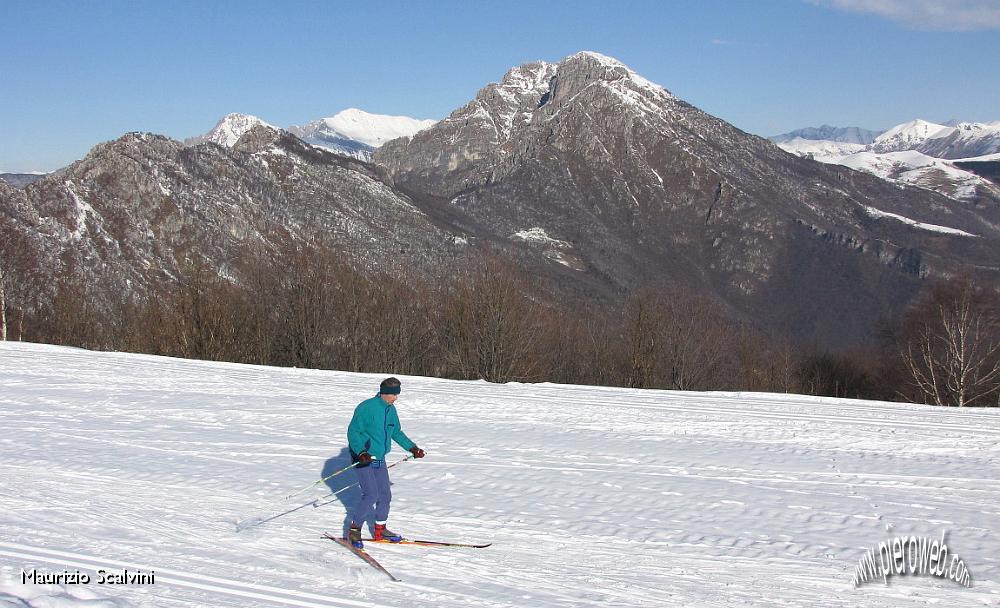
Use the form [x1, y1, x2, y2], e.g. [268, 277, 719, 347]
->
[373, 523, 403, 543]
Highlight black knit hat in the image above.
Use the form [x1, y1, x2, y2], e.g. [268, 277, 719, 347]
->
[380, 377, 401, 395]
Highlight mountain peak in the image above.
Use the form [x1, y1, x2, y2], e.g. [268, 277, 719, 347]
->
[769, 125, 883, 145]
[185, 113, 276, 148]
[286, 109, 436, 160]
[446, 51, 674, 145]
[567, 50, 624, 64]
[553, 51, 672, 99]
[375, 51, 685, 198]
[317, 109, 436, 148]
[869, 119, 952, 154]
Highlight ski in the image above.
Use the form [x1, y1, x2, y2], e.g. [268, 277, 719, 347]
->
[323, 533, 400, 582]
[363, 538, 491, 548]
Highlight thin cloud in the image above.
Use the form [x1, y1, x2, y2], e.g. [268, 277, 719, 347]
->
[807, 0, 1000, 31]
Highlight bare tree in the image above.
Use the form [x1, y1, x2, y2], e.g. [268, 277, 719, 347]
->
[621, 289, 661, 388]
[734, 328, 800, 393]
[657, 291, 739, 391]
[900, 281, 1000, 406]
[0, 218, 45, 342]
[0, 263, 7, 341]
[438, 255, 543, 383]
[618, 287, 741, 391]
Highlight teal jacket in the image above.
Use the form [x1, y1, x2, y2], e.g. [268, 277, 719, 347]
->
[347, 395, 416, 459]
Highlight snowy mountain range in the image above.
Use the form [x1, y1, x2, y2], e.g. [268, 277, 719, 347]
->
[183, 109, 437, 162]
[288, 109, 437, 161]
[4, 51, 1000, 349]
[0, 172, 47, 188]
[772, 119, 1000, 202]
[770, 125, 882, 145]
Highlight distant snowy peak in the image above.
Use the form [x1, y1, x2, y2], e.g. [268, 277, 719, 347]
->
[321, 108, 437, 148]
[776, 137, 865, 160]
[778, 139, 997, 202]
[184, 110, 436, 161]
[869, 119, 952, 153]
[773, 119, 1000, 158]
[778, 117, 1000, 197]
[916, 121, 1000, 159]
[288, 109, 437, 160]
[185, 113, 277, 148]
[0, 172, 49, 188]
[770, 125, 882, 145]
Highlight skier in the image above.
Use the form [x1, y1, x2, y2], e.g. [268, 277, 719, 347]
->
[346, 377, 425, 548]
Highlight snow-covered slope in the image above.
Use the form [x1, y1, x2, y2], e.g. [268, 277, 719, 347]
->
[840, 150, 993, 201]
[776, 137, 865, 160]
[868, 120, 952, 154]
[777, 119, 1000, 161]
[184, 113, 277, 147]
[301, 109, 436, 149]
[776, 121, 1000, 201]
[184, 110, 436, 161]
[288, 109, 436, 161]
[1, 342, 998, 607]
[917, 121, 1000, 159]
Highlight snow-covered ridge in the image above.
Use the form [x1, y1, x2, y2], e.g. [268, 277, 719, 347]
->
[776, 118, 1000, 201]
[862, 205, 977, 237]
[778, 137, 865, 159]
[291, 108, 437, 149]
[869, 119, 952, 154]
[185, 109, 437, 160]
[955, 152, 1000, 162]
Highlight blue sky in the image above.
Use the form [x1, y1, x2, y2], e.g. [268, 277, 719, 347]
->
[2, 0, 998, 172]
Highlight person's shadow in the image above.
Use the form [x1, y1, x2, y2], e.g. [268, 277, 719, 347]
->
[319, 447, 364, 537]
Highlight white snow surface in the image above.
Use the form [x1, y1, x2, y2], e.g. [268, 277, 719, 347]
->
[869, 120, 952, 154]
[297, 109, 437, 148]
[861, 206, 978, 237]
[1, 342, 998, 607]
[780, 139, 994, 201]
[954, 152, 1000, 162]
[777, 138, 865, 160]
[841, 151, 989, 200]
[510, 227, 570, 248]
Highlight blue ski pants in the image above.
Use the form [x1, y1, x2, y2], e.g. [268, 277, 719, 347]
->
[351, 460, 392, 526]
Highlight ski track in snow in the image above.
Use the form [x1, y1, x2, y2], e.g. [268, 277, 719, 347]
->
[0, 342, 998, 606]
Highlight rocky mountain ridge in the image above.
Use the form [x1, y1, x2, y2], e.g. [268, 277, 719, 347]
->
[3, 51, 999, 350]
[375, 51, 1000, 345]
[0, 126, 466, 300]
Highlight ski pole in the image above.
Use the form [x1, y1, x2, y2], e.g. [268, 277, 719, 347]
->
[312, 454, 415, 506]
[285, 461, 359, 500]
[393, 454, 415, 466]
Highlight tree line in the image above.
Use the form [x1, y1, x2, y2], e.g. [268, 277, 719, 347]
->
[1, 235, 998, 406]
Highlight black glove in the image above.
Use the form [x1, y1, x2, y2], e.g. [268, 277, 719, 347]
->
[356, 452, 373, 467]
[409, 446, 425, 459]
